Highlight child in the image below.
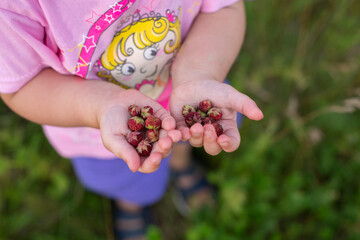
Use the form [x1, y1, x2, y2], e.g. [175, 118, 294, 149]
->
[0, 0, 263, 239]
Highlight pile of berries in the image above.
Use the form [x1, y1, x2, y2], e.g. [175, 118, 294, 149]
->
[182, 100, 224, 136]
[127, 105, 161, 157]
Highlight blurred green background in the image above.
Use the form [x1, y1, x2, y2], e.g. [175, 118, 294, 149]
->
[1, 0, 360, 239]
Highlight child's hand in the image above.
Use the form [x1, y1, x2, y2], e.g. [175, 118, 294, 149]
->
[170, 79, 263, 155]
[98, 89, 181, 173]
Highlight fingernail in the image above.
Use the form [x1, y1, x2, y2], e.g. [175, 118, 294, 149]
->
[205, 130, 212, 138]
[259, 110, 264, 119]
[153, 156, 162, 166]
[129, 162, 139, 173]
[220, 141, 229, 147]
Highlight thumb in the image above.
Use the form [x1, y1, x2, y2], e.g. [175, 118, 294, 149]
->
[226, 85, 264, 121]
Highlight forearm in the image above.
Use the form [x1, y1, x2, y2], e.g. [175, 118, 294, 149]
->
[172, 1, 246, 86]
[0, 68, 124, 128]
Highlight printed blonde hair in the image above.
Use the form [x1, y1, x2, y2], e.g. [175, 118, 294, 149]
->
[101, 15, 181, 70]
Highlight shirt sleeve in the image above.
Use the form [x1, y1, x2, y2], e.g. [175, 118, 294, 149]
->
[200, 0, 240, 13]
[0, 7, 61, 93]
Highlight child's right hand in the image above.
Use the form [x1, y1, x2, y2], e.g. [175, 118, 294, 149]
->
[98, 89, 181, 173]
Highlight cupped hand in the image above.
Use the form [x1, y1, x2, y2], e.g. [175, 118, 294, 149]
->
[170, 79, 263, 155]
[99, 89, 181, 173]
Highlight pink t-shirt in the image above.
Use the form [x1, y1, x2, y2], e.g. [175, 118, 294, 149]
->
[0, 0, 238, 159]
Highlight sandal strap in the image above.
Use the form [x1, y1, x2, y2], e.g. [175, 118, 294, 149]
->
[115, 210, 143, 219]
[171, 163, 211, 200]
[177, 177, 209, 200]
[112, 201, 153, 240]
[171, 163, 215, 217]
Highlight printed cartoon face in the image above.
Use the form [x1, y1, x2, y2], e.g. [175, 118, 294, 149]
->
[98, 13, 181, 98]
[110, 30, 177, 92]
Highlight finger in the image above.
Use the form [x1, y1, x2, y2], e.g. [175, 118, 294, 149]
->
[160, 115, 177, 131]
[216, 119, 241, 152]
[227, 87, 264, 121]
[189, 123, 204, 147]
[102, 134, 141, 172]
[155, 136, 173, 156]
[167, 129, 182, 143]
[203, 124, 222, 155]
[179, 126, 191, 141]
[152, 128, 173, 156]
[174, 116, 191, 141]
[137, 152, 162, 173]
[151, 103, 176, 131]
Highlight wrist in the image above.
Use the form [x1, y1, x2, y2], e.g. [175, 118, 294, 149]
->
[171, 61, 223, 88]
[93, 83, 129, 129]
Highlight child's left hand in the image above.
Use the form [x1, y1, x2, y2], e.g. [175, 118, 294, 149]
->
[170, 79, 263, 155]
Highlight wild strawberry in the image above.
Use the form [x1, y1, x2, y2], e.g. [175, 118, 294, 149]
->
[127, 132, 143, 147]
[207, 107, 222, 121]
[198, 100, 212, 113]
[141, 106, 154, 119]
[182, 105, 196, 117]
[184, 112, 202, 127]
[147, 129, 159, 143]
[128, 104, 140, 117]
[136, 139, 153, 156]
[212, 122, 224, 137]
[202, 117, 215, 125]
[145, 115, 161, 130]
[128, 116, 145, 131]
[197, 109, 206, 119]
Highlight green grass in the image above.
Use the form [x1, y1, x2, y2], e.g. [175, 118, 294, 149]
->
[1, 0, 360, 239]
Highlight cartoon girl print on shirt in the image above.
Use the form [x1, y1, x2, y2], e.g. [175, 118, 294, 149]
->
[96, 9, 181, 99]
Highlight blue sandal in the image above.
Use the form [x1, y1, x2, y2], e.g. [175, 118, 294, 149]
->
[171, 163, 215, 217]
[111, 201, 154, 240]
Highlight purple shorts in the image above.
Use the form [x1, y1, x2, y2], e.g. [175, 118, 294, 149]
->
[71, 154, 171, 206]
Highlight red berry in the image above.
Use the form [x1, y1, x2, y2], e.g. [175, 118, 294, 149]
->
[198, 100, 212, 113]
[197, 109, 206, 119]
[182, 105, 196, 117]
[128, 104, 140, 117]
[147, 129, 159, 143]
[136, 139, 153, 156]
[207, 107, 222, 121]
[184, 112, 202, 127]
[202, 117, 215, 125]
[128, 116, 145, 131]
[127, 132, 143, 147]
[212, 122, 224, 137]
[141, 106, 154, 119]
[145, 115, 161, 130]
